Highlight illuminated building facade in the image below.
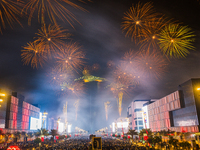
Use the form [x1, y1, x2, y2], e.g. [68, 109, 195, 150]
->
[0, 91, 40, 132]
[147, 78, 200, 132]
[127, 100, 151, 132]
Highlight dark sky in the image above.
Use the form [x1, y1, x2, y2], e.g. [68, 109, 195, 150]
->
[0, 0, 200, 132]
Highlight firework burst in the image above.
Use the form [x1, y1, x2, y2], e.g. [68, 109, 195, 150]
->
[135, 51, 168, 79]
[158, 23, 195, 58]
[92, 63, 100, 71]
[21, 42, 47, 69]
[139, 16, 171, 53]
[56, 42, 86, 72]
[107, 61, 115, 68]
[34, 24, 71, 57]
[61, 81, 85, 97]
[22, 0, 86, 26]
[121, 2, 159, 42]
[0, 0, 23, 33]
[50, 67, 73, 86]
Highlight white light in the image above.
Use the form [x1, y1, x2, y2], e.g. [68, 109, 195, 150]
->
[68, 124, 72, 133]
[58, 122, 64, 133]
[117, 122, 129, 128]
[112, 122, 115, 132]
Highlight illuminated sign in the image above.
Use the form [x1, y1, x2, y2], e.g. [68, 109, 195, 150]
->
[30, 112, 42, 130]
[142, 106, 149, 128]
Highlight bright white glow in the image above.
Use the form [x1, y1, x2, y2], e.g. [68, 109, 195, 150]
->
[30, 112, 42, 130]
[58, 122, 64, 133]
[142, 106, 149, 128]
[112, 122, 115, 132]
[117, 122, 128, 128]
[68, 124, 72, 133]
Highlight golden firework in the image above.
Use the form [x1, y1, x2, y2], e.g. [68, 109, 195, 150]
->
[104, 101, 111, 120]
[34, 24, 71, 57]
[0, 0, 23, 33]
[135, 51, 168, 79]
[22, 0, 86, 26]
[121, 2, 159, 42]
[158, 23, 195, 58]
[139, 16, 171, 53]
[21, 42, 47, 69]
[56, 42, 86, 72]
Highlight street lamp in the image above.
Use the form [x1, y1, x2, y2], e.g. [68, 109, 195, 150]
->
[0, 93, 6, 107]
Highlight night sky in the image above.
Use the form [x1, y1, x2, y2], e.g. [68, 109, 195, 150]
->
[0, 0, 200, 132]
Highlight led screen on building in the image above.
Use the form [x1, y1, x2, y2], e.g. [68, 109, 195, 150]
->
[30, 112, 42, 130]
[142, 105, 149, 129]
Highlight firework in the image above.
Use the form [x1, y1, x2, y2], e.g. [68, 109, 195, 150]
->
[121, 2, 159, 42]
[158, 23, 195, 58]
[79, 0, 93, 3]
[74, 99, 80, 120]
[92, 64, 100, 71]
[50, 67, 73, 86]
[107, 61, 115, 68]
[135, 51, 168, 79]
[61, 81, 85, 97]
[118, 91, 123, 116]
[0, 0, 23, 33]
[22, 0, 86, 26]
[139, 16, 171, 53]
[34, 24, 71, 57]
[56, 42, 86, 72]
[21, 42, 47, 69]
[104, 101, 111, 120]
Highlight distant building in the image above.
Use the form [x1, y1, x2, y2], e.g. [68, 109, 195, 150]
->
[127, 99, 152, 132]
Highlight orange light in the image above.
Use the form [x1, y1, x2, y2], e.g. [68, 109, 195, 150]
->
[197, 88, 200, 91]
[136, 21, 140, 24]
[0, 93, 5, 96]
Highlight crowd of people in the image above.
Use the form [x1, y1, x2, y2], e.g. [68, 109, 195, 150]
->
[0, 137, 154, 150]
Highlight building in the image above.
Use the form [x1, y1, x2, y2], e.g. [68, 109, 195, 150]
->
[127, 99, 151, 132]
[0, 91, 41, 133]
[147, 78, 200, 133]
